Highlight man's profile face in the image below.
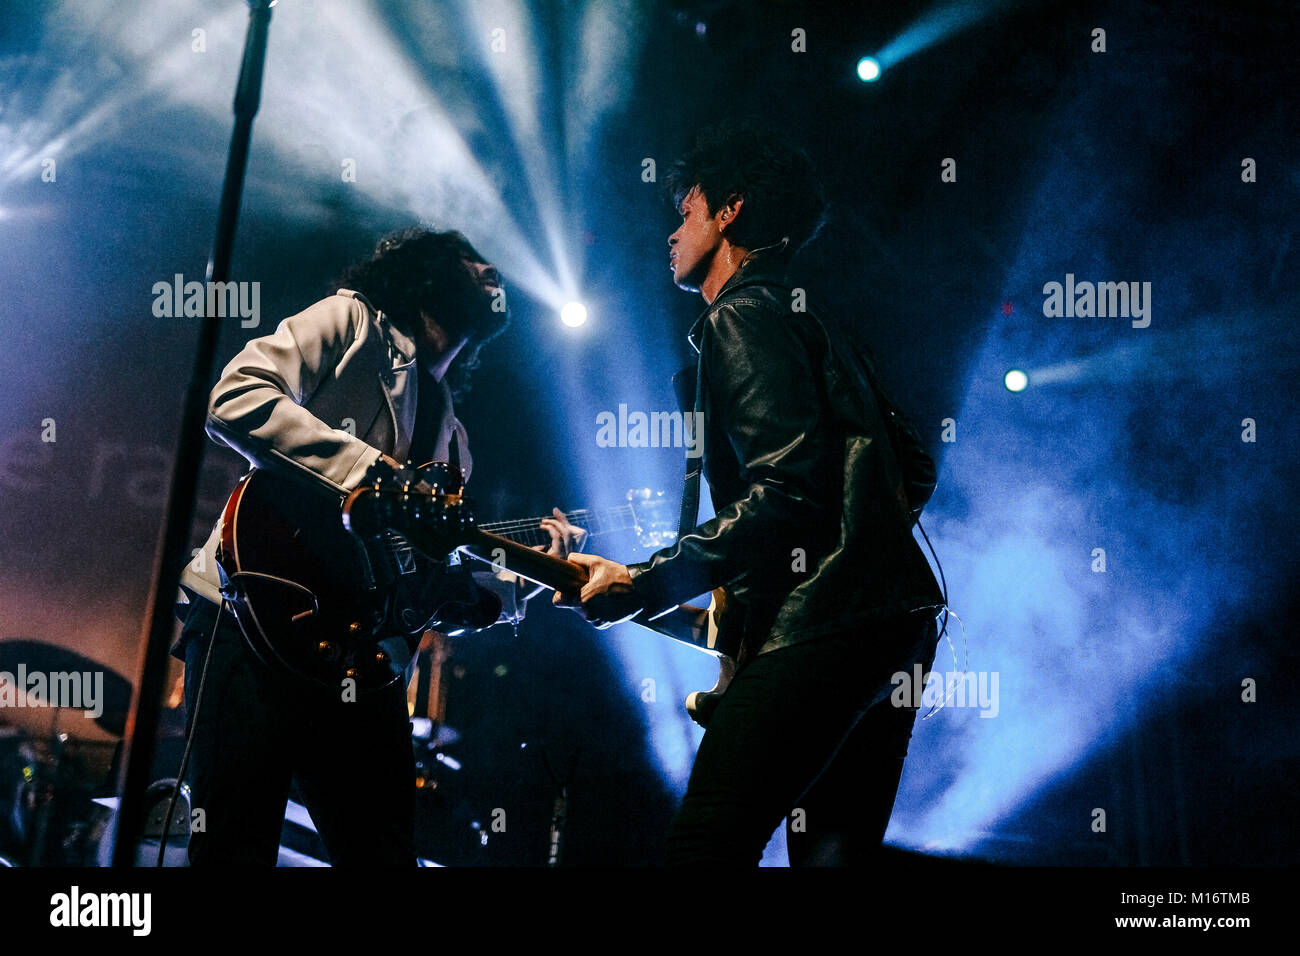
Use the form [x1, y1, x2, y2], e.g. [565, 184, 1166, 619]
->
[668, 185, 724, 293]
[467, 258, 503, 302]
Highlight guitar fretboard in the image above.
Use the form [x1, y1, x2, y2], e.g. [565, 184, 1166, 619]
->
[478, 505, 637, 549]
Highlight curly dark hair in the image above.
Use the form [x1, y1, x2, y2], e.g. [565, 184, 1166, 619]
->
[333, 227, 509, 398]
[665, 119, 826, 258]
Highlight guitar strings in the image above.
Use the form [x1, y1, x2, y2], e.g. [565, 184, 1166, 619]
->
[479, 504, 638, 537]
[479, 504, 634, 530]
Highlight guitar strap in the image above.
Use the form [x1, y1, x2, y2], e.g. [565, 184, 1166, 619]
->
[672, 355, 703, 540]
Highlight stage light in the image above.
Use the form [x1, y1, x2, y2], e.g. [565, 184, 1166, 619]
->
[560, 300, 588, 327]
[856, 57, 881, 82]
[1004, 368, 1028, 392]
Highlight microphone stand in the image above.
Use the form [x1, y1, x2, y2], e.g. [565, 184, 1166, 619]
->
[111, 0, 277, 867]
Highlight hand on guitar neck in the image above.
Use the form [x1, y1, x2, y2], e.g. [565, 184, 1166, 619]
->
[535, 507, 588, 560]
[504, 507, 589, 603]
[552, 553, 643, 629]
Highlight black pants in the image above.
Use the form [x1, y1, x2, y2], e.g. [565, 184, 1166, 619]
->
[179, 604, 416, 866]
[665, 609, 940, 866]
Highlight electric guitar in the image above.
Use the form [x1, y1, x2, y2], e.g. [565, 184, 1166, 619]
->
[342, 463, 745, 726]
[215, 460, 676, 695]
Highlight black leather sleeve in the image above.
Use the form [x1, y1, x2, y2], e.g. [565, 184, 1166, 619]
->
[626, 298, 837, 616]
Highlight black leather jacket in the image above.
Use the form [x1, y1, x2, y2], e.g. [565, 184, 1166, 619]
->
[626, 251, 945, 656]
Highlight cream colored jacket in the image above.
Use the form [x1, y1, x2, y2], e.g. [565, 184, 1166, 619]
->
[176, 289, 472, 614]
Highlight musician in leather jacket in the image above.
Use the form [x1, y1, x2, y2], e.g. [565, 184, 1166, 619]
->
[559, 121, 946, 865]
[624, 248, 945, 657]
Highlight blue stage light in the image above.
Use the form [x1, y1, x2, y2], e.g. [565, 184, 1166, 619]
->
[560, 300, 588, 327]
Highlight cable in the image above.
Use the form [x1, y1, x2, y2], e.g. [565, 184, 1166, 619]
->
[915, 515, 968, 720]
[539, 742, 580, 868]
[157, 570, 323, 863]
[918, 609, 968, 720]
[156, 599, 227, 866]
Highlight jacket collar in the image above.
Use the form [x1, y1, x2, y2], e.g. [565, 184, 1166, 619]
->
[686, 246, 791, 353]
[338, 287, 419, 367]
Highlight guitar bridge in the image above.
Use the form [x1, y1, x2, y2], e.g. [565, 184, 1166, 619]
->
[393, 533, 418, 575]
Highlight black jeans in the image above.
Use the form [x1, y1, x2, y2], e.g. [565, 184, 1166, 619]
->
[665, 609, 940, 866]
[180, 604, 416, 866]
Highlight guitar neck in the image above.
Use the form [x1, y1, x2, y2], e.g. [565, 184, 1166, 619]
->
[477, 505, 637, 549]
[460, 529, 712, 653]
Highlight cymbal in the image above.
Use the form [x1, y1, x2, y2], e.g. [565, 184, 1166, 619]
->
[0, 640, 132, 738]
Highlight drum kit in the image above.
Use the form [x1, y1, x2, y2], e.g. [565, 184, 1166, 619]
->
[0, 634, 500, 867]
[0, 640, 130, 867]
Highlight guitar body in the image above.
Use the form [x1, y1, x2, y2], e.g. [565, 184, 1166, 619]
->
[680, 589, 737, 726]
[635, 588, 744, 727]
[217, 466, 499, 693]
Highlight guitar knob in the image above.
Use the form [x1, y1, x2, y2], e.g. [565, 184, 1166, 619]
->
[348, 621, 362, 634]
[375, 651, 389, 665]
[344, 667, 359, 680]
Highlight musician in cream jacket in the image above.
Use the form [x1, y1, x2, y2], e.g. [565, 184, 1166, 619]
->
[176, 268, 582, 637]
[175, 286, 469, 613]
[173, 228, 581, 866]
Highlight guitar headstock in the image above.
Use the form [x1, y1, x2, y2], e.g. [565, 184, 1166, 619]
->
[343, 459, 475, 559]
[626, 487, 677, 550]
[361, 458, 465, 495]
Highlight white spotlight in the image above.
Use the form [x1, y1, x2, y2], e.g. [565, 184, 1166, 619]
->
[1004, 369, 1029, 392]
[856, 57, 881, 82]
[560, 301, 588, 328]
